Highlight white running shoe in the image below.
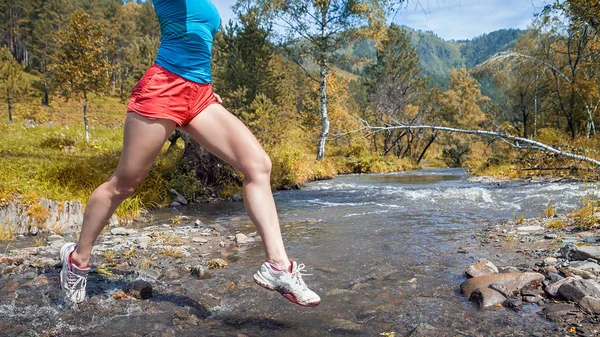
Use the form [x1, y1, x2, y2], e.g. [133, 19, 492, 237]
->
[59, 242, 90, 304]
[253, 260, 321, 307]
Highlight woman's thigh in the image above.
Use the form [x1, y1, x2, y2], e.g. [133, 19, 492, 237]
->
[114, 113, 177, 185]
[178, 104, 267, 174]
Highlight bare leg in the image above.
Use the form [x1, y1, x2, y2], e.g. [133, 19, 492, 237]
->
[179, 104, 290, 270]
[72, 113, 177, 266]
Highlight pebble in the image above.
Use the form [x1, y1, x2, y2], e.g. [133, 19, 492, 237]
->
[522, 295, 539, 303]
[47, 234, 64, 242]
[235, 233, 254, 245]
[111, 228, 138, 235]
[544, 233, 557, 240]
[544, 257, 558, 264]
[191, 265, 211, 280]
[192, 237, 208, 244]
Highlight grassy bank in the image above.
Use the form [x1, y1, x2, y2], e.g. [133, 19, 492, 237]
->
[0, 96, 415, 222]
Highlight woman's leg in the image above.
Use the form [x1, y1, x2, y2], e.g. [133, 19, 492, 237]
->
[72, 113, 177, 266]
[179, 104, 290, 270]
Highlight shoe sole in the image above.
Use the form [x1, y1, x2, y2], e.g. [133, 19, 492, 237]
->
[253, 274, 320, 307]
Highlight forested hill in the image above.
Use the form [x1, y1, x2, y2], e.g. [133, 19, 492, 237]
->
[344, 27, 525, 86]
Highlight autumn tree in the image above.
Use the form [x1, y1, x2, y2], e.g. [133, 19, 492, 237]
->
[52, 9, 113, 142]
[365, 24, 428, 157]
[257, 0, 390, 160]
[0, 47, 27, 123]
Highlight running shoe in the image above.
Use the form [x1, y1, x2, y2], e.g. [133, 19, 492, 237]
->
[59, 242, 90, 303]
[253, 260, 321, 307]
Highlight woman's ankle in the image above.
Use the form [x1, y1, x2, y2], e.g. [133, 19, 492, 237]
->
[71, 250, 91, 268]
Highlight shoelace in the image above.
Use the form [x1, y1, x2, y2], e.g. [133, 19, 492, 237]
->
[66, 269, 87, 292]
[291, 263, 312, 291]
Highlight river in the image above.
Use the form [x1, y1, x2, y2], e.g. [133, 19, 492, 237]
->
[1, 168, 597, 336]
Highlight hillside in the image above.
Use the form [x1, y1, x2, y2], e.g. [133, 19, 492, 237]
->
[337, 27, 525, 87]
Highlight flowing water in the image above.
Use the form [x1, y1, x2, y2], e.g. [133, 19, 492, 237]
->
[2, 168, 598, 336]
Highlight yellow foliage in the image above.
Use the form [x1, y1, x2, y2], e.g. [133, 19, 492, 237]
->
[26, 204, 49, 226]
[0, 222, 15, 241]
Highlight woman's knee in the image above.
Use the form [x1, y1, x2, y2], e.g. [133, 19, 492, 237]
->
[243, 151, 272, 180]
[105, 174, 142, 199]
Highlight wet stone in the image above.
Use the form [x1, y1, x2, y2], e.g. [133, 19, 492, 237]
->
[465, 258, 498, 278]
[406, 323, 437, 337]
[522, 295, 539, 303]
[124, 280, 153, 300]
[191, 265, 211, 280]
[541, 303, 580, 322]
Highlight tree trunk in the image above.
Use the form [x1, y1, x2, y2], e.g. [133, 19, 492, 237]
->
[83, 93, 90, 142]
[316, 62, 329, 161]
[316, 9, 330, 161]
[416, 132, 437, 165]
[7, 88, 13, 124]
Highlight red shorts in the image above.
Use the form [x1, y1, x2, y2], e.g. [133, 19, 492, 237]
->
[127, 64, 219, 126]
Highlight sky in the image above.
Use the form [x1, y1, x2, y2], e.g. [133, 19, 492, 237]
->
[213, 0, 551, 41]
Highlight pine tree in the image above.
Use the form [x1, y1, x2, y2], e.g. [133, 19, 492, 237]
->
[0, 47, 27, 123]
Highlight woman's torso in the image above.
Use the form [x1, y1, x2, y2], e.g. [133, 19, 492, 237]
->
[152, 0, 220, 84]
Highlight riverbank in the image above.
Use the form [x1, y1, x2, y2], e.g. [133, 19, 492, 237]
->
[0, 214, 267, 336]
[463, 209, 600, 336]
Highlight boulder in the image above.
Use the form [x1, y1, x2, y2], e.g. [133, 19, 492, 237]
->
[545, 277, 578, 297]
[570, 259, 600, 272]
[561, 244, 600, 261]
[557, 279, 600, 302]
[465, 259, 499, 278]
[579, 296, 600, 314]
[468, 288, 506, 308]
[460, 272, 545, 298]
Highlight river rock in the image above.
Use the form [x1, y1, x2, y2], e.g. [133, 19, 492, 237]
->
[544, 233, 557, 240]
[406, 323, 437, 337]
[545, 277, 578, 297]
[25, 274, 49, 287]
[543, 257, 558, 264]
[460, 272, 545, 298]
[468, 288, 506, 308]
[522, 295, 539, 303]
[557, 278, 600, 302]
[168, 189, 187, 206]
[465, 258, 499, 278]
[517, 225, 544, 233]
[124, 280, 153, 300]
[562, 267, 597, 280]
[0, 256, 25, 265]
[134, 235, 151, 249]
[561, 244, 600, 261]
[110, 227, 128, 235]
[541, 303, 580, 322]
[29, 226, 39, 236]
[48, 234, 64, 242]
[579, 296, 600, 314]
[570, 259, 600, 272]
[191, 265, 211, 280]
[235, 233, 254, 245]
[497, 266, 521, 274]
[192, 237, 208, 244]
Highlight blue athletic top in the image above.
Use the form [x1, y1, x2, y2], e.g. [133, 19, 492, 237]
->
[152, 0, 220, 84]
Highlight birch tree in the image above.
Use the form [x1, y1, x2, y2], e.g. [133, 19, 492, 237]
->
[257, 0, 390, 160]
